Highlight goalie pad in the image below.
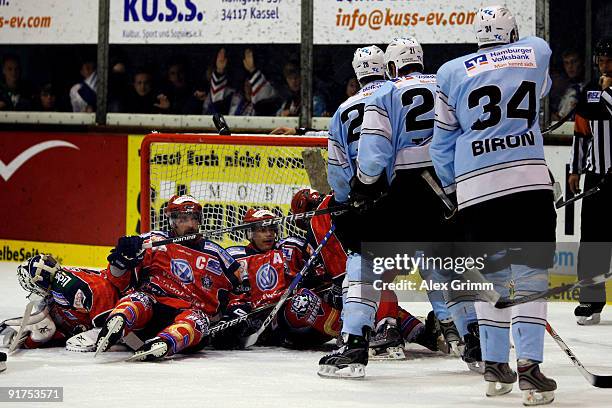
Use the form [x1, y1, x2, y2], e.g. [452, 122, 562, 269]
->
[2, 303, 57, 350]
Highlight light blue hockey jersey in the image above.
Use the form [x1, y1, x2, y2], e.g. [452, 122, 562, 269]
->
[327, 80, 386, 203]
[357, 74, 437, 186]
[430, 36, 553, 209]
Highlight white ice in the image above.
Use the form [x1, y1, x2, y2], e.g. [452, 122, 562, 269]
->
[1, 261, 612, 408]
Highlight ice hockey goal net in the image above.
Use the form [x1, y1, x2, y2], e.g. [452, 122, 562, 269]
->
[140, 133, 328, 247]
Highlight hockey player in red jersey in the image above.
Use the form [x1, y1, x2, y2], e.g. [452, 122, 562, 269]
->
[95, 194, 243, 361]
[213, 208, 341, 349]
[4, 254, 121, 351]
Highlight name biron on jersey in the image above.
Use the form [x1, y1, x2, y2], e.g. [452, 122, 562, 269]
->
[464, 47, 536, 77]
[472, 131, 535, 157]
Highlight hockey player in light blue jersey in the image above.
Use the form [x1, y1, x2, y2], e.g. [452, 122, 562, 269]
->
[352, 37, 481, 372]
[430, 6, 557, 405]
[318, 45, 388, 379]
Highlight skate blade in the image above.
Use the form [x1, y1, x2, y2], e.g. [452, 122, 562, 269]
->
[94, 316, 124, 358]
[486, 381, 514, 396]
[522, 390, 554, 406]
[449, 341, 463, 357]
[317, 364, 366, 379]
[577, 313, 601, 326]
[126, 342, 168, 362]
[369, 346, 406, 361]
[467, 361, 485, 374]
[0, 362, 6, 373]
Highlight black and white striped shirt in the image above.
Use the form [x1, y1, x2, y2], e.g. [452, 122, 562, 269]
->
[570, 82, 612, 175]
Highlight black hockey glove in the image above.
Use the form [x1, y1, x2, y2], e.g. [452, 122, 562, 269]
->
[348, 175, 387, 214]
[322, 282, 343, 310]
[232, 278, 251, 295]
[107, 235, 145, 270]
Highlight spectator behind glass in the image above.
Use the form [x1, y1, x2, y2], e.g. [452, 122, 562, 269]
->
[211, 48, 278, 116]
[277, 61, 327, 117]
[123, 68, 170, 114]
[108, 54, 130, 112]
[552, 49, 588, 120]
[0, 54, 33, 111]
[35, 83, 66, 112]
[69, 59, 97, 112]
[160, 59, 200, 114]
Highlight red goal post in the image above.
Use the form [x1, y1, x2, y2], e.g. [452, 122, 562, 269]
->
[140, 133, 328, 246]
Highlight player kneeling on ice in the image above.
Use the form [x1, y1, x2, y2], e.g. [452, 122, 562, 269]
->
[211, 208, 342, 349]
[95, 195, 244, 361]
[290, 189, 442, 360]
[3, 254, 121, 352]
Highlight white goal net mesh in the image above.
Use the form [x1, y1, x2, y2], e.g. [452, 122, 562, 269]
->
[142, 134, 328, 247]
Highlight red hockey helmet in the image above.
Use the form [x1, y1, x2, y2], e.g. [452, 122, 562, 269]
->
[244, 208, 278, 241]
[164, 195, 203, 231]
[290, 188, 322, 230]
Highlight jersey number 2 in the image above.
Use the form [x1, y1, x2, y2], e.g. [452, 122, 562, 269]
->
[341, 103, 365, 144]
[468, 81, 536, 130]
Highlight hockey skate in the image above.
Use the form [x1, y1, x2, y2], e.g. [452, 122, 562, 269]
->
[518, 360, 556, 406]
[126, 337, 170, 362]
[318, 330, 369, 379]
[462, 322, 484, 374]
[368, 318, 405, 360]
[484, 361, 517, 396]
[94, 314, 126, 357]
[437, 317, 462, 356]
[0, 351, 6, 373]
[575, 302, 605, 326]
[412, 311, 440, 352]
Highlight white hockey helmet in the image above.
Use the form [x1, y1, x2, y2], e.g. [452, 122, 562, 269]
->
[474, 5, 519, 48]
[352, 45, 385, 82]
[384, 37, 424, 79]
[17, 254, 61, 297]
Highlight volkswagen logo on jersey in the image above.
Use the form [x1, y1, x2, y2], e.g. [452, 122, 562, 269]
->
[255, 263, 278, 291]
[171, 259, 194, 283]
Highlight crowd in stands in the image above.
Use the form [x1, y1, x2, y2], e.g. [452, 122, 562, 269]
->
[0, 45, 592, 120]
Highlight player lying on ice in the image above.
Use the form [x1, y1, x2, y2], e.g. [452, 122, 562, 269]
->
[3, 254, 124, 351]
[211, 208, 343, 349]
[289, 188, 444, 361]
[94, 194, 245, 361]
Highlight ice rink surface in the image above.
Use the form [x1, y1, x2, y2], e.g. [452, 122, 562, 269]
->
[1, 262, 612, 408]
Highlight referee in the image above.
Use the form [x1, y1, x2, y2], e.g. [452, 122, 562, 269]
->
[569, 38, 612, 325]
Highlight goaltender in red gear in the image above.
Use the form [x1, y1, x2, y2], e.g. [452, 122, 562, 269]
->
[10, 255, 122, 350]
[95, 194, 243, 361]
[211, 208, 341, 349]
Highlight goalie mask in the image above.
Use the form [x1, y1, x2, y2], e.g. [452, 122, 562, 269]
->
[384, 37, 424, 79]
[17, 254, 61, 297]
[244, 208, 278, 242]
[290, 188, 323, 230]
[474, 5, 519, 48]
[352, 45, 385, 83]
[164, 194, 203, 234]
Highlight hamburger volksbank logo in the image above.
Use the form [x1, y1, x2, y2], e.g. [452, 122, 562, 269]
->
[171, 259, 194, 283]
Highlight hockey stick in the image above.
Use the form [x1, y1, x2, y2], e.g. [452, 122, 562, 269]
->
[546, 322, 612, 388]
[213, 113, 231, 135]
[8, 301, 36, 353]
[495, 269, 612, 308]
[555, 169, 611, 209]
[541, 107, 576, 136]
[241, 225, 336, 348]
[421, 169, 457, 218]
[142, 204, 349, 249]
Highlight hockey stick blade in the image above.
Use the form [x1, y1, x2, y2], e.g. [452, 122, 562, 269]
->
[495, 271, 612, 308]
[143, 204, 348, 249]
[546, 322, 612, 388]
[213, 113, 231, 136]
[241, 225, 335, 348]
